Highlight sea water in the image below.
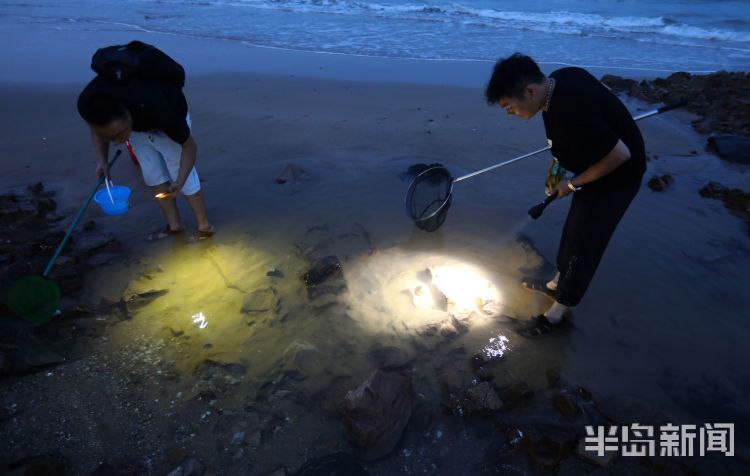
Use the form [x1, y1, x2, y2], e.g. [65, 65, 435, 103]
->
[3, 0, 750, 74]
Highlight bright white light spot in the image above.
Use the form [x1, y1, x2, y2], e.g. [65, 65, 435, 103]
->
[412, 284, 433, 309]
[430, 265, 499, 317]
[343, 251, 504, 334]
[482, 334, 510, 359]
[192, 312, 208, 329]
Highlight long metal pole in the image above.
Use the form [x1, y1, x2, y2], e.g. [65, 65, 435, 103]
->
[452, 101, 685, 184]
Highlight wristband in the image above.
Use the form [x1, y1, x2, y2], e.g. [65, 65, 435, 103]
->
[567, 180, 579, 192]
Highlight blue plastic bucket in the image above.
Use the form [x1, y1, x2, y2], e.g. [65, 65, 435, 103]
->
[94, 185, 131, 216]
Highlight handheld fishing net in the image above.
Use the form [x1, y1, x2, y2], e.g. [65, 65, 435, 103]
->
[404, 166, 454, 232]
[403, 102, 686, 232]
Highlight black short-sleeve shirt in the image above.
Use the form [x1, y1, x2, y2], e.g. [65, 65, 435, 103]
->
[78, 76, 190, 145]
[542, 67, 646, 189]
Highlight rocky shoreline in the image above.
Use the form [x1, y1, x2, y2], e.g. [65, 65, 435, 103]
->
[603, 71, 750, 234]
[1, 72, 749, 475]
[602, 71, 750, 138]
[1, 182, 747, 475]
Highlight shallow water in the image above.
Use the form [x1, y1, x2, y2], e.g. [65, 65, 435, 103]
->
[77, 118, 750, 468]
[9, 73, 731, 470]
[83, 153, 572, 390]
[68, 154, 588, 470]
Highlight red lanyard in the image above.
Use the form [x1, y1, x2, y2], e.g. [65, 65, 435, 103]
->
[124, 140, 139, 165]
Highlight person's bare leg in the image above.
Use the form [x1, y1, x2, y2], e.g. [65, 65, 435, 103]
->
[541, 273, 567, 322]
[546, 271, 560, 291]
[543, 301, 569, 323]
[184, 190, 212, 232]
[152, 182, 183, 231]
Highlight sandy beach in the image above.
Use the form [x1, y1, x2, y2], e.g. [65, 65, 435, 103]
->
[2, 28, 749, 475]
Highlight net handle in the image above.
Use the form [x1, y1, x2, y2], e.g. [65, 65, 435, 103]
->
[43, 150, 121, 277]
[454, 146, 550, 183]
[452, 101, 686, 184]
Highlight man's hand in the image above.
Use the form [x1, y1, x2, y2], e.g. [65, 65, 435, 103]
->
[95, 161, 110, 180]
[167, 181, 184, 196]
[553, 180, 573, 199]
[91, 127, 112, 180]
[155, 182, 183, 200]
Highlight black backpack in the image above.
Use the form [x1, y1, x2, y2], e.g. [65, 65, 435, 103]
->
[91, 40, 185, 89]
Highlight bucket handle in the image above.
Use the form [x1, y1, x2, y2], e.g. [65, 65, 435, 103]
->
[105, 178, 115, 204]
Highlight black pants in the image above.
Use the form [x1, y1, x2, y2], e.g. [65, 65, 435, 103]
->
[555, 180, 641, 307]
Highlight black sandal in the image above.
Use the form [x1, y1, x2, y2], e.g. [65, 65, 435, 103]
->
[521, 278, 557, 299]
[519, 314, 566, 338]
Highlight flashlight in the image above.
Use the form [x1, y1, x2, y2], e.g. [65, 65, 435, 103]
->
[155, 192, 168, 199]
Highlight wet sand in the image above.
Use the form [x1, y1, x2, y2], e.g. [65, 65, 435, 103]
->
[1, 30, 749, 474]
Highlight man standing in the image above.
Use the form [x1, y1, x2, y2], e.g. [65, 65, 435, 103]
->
[78, 41, 214, 242]
[485, 53, 646, 337]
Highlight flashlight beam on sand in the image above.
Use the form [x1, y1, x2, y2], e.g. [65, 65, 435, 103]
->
[344, 251, 504, 333]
